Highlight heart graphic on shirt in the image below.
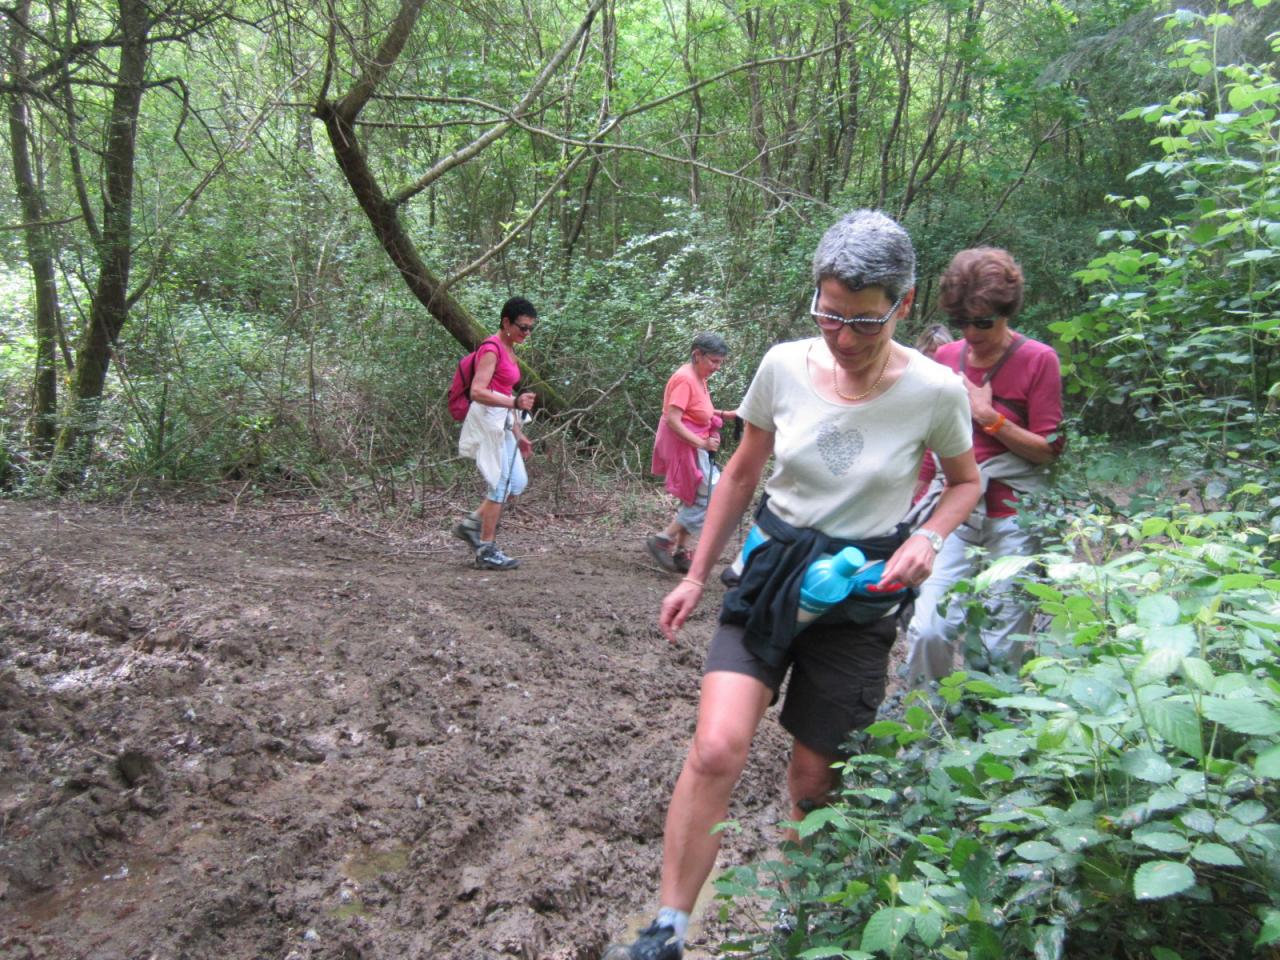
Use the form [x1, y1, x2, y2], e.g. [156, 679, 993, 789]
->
[816, 420, 864, 477]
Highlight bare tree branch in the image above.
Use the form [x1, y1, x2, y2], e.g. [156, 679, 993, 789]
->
[388, 0, 608, 206]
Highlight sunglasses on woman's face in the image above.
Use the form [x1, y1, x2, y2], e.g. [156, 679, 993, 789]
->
[955, 317, 996, 329]
[512, 321, 535, 334]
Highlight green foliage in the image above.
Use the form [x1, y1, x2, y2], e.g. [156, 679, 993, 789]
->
[716, 497, 1280, 958]
[1052, 10, 1279, 489]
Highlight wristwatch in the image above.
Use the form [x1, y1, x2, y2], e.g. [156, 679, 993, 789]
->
[914, 529, 945, 553]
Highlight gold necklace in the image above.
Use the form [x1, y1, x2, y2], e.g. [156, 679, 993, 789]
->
[831, 349, 892, 402]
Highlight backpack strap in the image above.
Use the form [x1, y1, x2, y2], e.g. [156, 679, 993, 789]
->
[465, 338, 503, 385]
[960, 334, 1029, 421]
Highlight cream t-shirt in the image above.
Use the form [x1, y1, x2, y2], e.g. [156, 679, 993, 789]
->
[739, 338, 972, 540]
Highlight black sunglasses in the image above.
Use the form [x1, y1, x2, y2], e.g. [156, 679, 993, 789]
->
[512, 321, 536, 334]
[955, 317, 996, 329]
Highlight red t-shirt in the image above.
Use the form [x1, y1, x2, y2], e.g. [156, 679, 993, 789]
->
[662, 364, 715, 427]
[920, 336, 1064, 517]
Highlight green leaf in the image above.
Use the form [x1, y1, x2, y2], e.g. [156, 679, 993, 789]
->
[915, 910, 943, 947]
[1137, 595, 1181, 626]
[1180, 809, 1215, 834]
[1257, 908, 1280, 947]
[1254, 743, 1280, 778]
[1151, 949, 1184, 960]
[1229, 800, 1266, 824]
[1201, 698, 1280, 736]
[1135, 646, 1185, 684]
[1016, 841, 1061, 862]
[1144, 624, 1196, 656]
[1133, 828, 1190, 853]
[982, 761, 1015, 782]
[863, 720, 905, 737]
[1180, 657, 1215, 690]
[1121, 747, 1175, 783]
[1191, 843, 1243, 866]
[1052, 827, 1105, 852]
[1145, 786, 1189, 812]
[861, 907, 912, 954]
[1134, 860, 1196, 899]
[797, 806, 847, 838]
[799, 947, 873, 960]
[1146, 698, 1205, 758]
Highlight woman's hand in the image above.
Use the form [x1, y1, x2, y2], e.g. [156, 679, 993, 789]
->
[702, 433, 721, 453]
[659, 580, 704, 643]
[516, 435, 533, 458]
[515, 391, 537, 412]
[964, 380, 998, 428]
[879, 535, 938, 591]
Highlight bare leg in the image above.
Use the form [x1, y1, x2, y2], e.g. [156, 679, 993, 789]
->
[658, 671, 773, 911]
[477, 498, 503, 542]
[784, 739, 841, 840]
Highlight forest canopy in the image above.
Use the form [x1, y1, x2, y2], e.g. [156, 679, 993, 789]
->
[0, 0, 1275, 497]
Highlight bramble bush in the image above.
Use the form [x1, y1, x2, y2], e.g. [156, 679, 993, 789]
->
[716, 492, 1280, 959]
[1051, 8, 1279, 496]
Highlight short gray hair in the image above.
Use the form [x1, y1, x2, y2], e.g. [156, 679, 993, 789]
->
[811, 209, 916, 301]
[691, 331, 728, 357]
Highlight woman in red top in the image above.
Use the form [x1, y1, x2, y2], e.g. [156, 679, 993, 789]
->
[904, 248, 1063, 684]
[453, 297, 539, 570]
[646, 333, 736, 573]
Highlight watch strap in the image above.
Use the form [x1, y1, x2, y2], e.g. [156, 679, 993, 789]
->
[915, 529, 944, 553]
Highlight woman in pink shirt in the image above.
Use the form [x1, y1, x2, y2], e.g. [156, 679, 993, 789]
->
[646, 333, 736, 573]
[453, 297, 539, 570]
[904, 248, 1064, 684]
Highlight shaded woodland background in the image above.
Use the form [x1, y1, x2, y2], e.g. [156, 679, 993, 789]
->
[0, 0, 1272, 501]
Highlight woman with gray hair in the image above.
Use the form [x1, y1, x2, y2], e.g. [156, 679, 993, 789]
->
[604, 210, 981, 960]
[646, 332, 736, 573]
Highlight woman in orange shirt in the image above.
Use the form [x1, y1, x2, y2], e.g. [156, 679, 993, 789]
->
[646, 333, 736, 573]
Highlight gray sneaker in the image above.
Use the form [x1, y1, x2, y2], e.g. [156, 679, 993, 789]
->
[645, 534, 679, 573]
[474, 542, 519, 570]
[602, 923, 681, 960]
[452, 519, 482, 548]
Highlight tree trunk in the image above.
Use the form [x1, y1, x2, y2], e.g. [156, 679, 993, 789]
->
[5, 0, 59, 457]
[51, 0, 150, 483]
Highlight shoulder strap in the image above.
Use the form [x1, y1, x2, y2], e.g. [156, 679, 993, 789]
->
[960, 334, 1026, 386]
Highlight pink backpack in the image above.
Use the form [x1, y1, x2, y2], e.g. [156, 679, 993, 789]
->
[446, 341, 500, 421]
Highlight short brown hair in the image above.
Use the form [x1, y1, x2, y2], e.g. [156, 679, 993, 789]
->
[939, 247, 1024, 322]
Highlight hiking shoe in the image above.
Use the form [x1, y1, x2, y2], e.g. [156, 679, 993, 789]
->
[672, 549, 692, 573]
[645, 534, 679, 573]
[474, 542, 519, 570]
[719, 566, 741, 588]
[452, 519, 482, 549]
[601, 922, 682, 960]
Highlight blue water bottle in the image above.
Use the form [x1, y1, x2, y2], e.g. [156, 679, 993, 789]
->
[739, 524, 766, 566]
[794, 546, 867, 630]
[845, 559, 908, 598]
[724, 524, 768, 584]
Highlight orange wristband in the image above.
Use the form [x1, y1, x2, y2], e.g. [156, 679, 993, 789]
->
[982, 413, 1006, 434]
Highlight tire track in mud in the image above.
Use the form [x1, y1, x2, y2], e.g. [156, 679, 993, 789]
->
[0, 499, 791, 959]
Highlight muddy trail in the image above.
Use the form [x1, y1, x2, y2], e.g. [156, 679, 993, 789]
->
[0, 494, 801, 960]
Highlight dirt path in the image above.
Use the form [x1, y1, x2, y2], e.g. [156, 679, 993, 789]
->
[0, 495, 796, 960]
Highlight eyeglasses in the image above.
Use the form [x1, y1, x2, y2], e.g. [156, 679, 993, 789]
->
[955, 316, 996, 330]
[512, 321, 535, 334]
[810, 289, 904, 335]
